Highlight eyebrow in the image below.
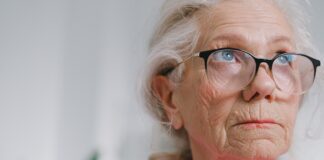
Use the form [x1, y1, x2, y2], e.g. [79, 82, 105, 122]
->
[270, 35, 293, 44]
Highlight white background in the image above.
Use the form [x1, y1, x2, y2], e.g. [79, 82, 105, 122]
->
[0, 0, 323, 160]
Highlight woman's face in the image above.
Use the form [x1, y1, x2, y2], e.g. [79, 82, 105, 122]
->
[172, 0, 300, 159]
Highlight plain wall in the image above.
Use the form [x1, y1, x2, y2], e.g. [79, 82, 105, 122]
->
[0, 0, 323, 160]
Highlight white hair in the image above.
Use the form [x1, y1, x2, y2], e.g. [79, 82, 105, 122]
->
[139, 0, 324, 159]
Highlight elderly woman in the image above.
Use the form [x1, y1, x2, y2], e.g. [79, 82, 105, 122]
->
[141, 0, 323, 159]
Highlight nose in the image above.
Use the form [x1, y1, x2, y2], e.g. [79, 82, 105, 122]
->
[242, 63, 276, 102]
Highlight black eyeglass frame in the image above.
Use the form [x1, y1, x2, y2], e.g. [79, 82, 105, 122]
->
[199, 48, 321, 78]
[163, 48, 321, 80]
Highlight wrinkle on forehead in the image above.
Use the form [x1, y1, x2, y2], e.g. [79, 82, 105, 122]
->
[195, 0, 295, 55]
[198, 0, 287, 26]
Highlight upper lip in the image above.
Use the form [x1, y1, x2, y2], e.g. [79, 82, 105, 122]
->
[234, 119, 278, 126]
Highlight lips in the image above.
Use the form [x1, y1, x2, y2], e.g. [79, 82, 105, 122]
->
[234, 119, 279, 129]
[237, 119, 276, 125]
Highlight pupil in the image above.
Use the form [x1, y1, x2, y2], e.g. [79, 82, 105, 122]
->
[279, 55, 291, 63]
[222, 51, 234, 61]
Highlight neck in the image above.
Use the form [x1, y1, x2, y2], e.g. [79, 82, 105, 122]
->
[189, 136, 220, 160]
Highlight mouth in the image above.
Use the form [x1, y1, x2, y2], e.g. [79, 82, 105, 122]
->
[234, 119, 279, 129]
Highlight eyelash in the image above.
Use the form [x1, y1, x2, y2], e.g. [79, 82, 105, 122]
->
[276, 50, 287, 55]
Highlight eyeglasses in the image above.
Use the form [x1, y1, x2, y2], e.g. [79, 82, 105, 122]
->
[164, 48, 321, 95]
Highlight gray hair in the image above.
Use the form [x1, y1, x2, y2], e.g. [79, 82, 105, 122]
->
[139, 0, 324, 159]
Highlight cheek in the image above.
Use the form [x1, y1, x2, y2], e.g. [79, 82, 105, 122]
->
[273, 94, 300, 133]
[279, 96, 300, 134]
[197, 77, 242, 130]
[174, 75, 211, 131]
[180, 76, 239, 150]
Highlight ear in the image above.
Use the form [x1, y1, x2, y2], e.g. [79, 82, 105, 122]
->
[151, 75, 184, 130]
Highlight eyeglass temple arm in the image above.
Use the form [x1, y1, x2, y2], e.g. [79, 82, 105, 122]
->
[159, 52, 200, 76]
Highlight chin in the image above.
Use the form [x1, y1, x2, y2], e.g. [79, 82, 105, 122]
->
[223, 139, 289, 160]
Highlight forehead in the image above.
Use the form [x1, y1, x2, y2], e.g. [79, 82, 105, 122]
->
[196, 0, 294, 54]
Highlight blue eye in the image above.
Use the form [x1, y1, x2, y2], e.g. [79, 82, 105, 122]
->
[277, 54, 295, 64]
[212, 50, 236, 62]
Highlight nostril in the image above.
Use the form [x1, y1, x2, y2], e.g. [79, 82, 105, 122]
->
[265, 94, 275, 103]
[251, 92, 260, 101]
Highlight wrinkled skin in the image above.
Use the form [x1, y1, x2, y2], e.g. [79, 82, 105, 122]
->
[152, 0, 301, 160]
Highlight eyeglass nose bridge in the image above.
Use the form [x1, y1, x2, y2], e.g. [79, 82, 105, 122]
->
[254, 58, 274, 74]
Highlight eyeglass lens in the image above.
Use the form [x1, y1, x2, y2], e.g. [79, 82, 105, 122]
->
[205, 49, 316, 95]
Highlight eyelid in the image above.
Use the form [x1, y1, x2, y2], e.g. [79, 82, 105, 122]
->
[276, 50, 288, 54]
[272, 50, 292, 59]
[274, 45, 297, 54]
